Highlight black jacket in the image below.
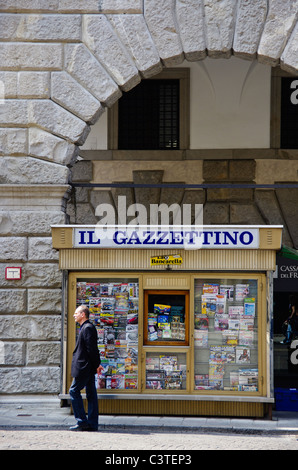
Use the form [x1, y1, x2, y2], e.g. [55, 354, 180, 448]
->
[71, 320, 100, 378]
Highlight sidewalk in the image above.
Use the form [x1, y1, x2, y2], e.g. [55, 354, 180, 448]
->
[1, 395, 298, 434]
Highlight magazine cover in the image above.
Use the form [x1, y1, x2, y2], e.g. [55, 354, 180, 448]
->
[214, 314, 229, 331]
[222, 345, 235, 363]
[220, 285, 234, 301]
[201, 294, 217, 315]
[194, 330, 208, 347]
[236, 347, 251, 363]
[209, 346, 224, 363]
[235, 284, 250, 301]
[203, 283, 219, 294]
[222, 330, 238, 346]
[244, 298, 256, 317]
[239, 330, 254, 346]
[194, 314, 209, 329]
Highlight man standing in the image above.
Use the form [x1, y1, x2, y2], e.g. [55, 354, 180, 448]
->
[69, 305, 102, 431]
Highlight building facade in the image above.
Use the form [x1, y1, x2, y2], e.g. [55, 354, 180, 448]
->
[0, 0, 298, 406]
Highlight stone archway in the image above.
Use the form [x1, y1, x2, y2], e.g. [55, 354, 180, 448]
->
[0, 0, 298, 394]
[0, 1, 297, 191]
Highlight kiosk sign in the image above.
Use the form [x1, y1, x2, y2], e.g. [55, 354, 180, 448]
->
[73, 226, 259, 250]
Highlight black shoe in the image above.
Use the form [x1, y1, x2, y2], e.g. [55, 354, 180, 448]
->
[69, 424, 91, 431]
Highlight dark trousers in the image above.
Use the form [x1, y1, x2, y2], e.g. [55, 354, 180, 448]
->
[69, 374, 98, 429]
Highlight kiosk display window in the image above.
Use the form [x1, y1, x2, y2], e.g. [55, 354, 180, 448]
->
[145, 351, 187, 390]
[144, 290, 189, 346]
[194, 278, 259, 392]
[76, 279, 139, 391]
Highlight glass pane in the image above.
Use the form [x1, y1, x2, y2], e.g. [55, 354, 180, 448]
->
[146, 292, 187, 344]
[76, 279, 139, 391]
[146, 351, 187, 390]
[194, 279, 258, 392]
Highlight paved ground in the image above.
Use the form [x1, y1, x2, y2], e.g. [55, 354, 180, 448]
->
[1, 427, 298, 451]
[1, 396, 298, 451]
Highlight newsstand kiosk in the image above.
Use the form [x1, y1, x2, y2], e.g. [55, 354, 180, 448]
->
[52, 225, 282, 418]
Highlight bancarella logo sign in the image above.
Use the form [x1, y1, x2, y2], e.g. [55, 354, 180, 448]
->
[73, 226, 259, 250]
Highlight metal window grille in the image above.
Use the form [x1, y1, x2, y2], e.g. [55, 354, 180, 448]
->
[118, 79, 180, 150]
[280, 77, 298, 149]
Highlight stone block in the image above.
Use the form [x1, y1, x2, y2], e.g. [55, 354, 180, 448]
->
[133, 170, 164, 219]
[255, 189, 292, 247]
[0, 1, 59, 12]
[207, 187, 254, 202]
[176, 0, 206, 61]
[82, 14, 141, 92]
[0, 289, 26, 313]
[203, 202, 229, 224]
[0, 263, 62, 288]
[233, 0, 267, 59]
[229, 160, 256, 181]
[64, 43, 121, 107]
[0, 13, 81, 41]
[0, 100, 89, 145]
[29, 128, 76, 166]
[75, 187, 90, 204]
[28, 100, 90, 145]
[281, 23, 298, 74]
[17, 71, 50, 98]
[60, 0, 143, 12]
[28, 237, 59, 262]
[144, 0, 184, 65]
[203, 160, 228, 181]
[0, 71, 17, 97]
[0, 366, 60, 393]
[0, 0, 143, 13]
[111, 187, 135, 224]
[27, 289, 61, 314]
[51, 71, 104, 124]
[71, 160, 93, 182]
[0, 211, 65, 236]
[258, 0, 298, 66]
[0, 342, 25, 365]
[230, 204, 265, 225]
[0, 157, 69, 184]
[0, 237, 27, 262]
[108, 14, 162, 78]
[97, 0, 143, 13]
[75, 203, 98, 224]
[0, 315, 61, 340]
[0, 42, 63, 70]
[179, 189, 205, 224]
[26, 341, 61, 366]
[0, 128, 27, 155]
[203, 0, 237, 57]
[90, 189, 114, 210]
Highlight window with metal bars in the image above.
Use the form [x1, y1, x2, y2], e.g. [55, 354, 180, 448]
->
[280, 77, 298, 149]
[118, 79, 180, 150]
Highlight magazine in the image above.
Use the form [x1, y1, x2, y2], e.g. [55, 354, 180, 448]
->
[222, 330, 238, 346]
[239, 330, 254, 346]
[222, 345, 235, 363]
[194, 314, 209, 330]
[244, 298, 256, 317]
[235, 284, 250, 301]
[236, 347, 250, 363]
[220, 285, 234, 301]
[209, 346, 224, 363]
[194, 329, 208, 347]
[214, 314, 229, 331]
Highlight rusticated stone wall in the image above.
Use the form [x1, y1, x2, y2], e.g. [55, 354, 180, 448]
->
[0, 0, 297, 394]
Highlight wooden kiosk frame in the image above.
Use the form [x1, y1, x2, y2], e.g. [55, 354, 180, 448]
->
[52, 225, 282, 418]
